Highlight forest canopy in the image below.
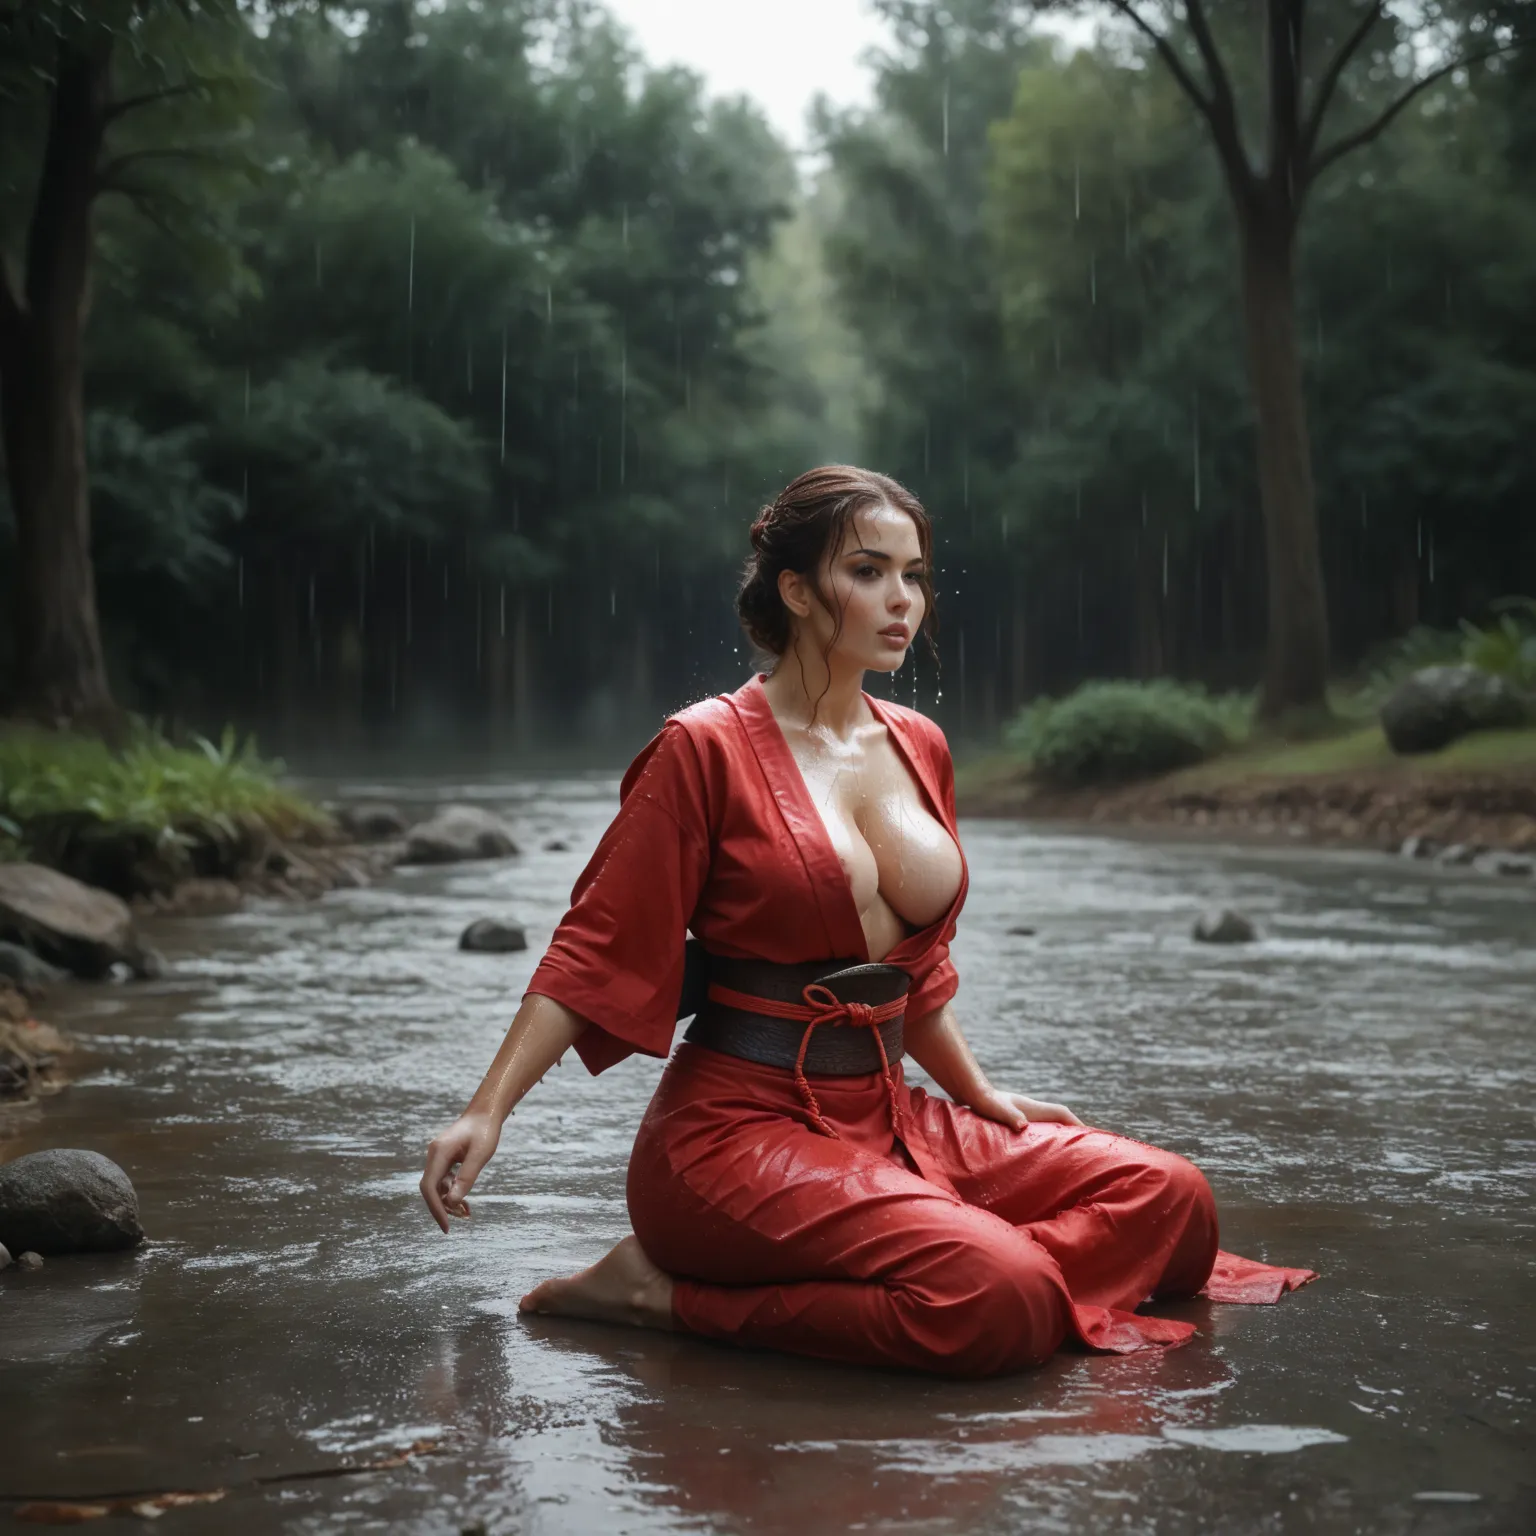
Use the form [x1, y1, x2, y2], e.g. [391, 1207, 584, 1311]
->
[0, 0, 1530, 750]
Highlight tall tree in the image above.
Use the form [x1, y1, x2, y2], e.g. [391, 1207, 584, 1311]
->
[0, 0, 247, 728]
[1013, 0, 1524, 720]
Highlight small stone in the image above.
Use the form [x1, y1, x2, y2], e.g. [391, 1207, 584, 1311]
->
[163, 879, 244, 918]
[401, 807, 519, 866]
[1473, 851, 1533, 878]
[335, 802, 409, 842]
[1193, 909, 1258, 944]
[0, 1053, 30, 1096]
[1007, 925, 1037, 937]
[17, 1250, 43, 1270]
[1437, 844, 1481, 867]
[0, 1243, 11, 1270]
[1399, 835, 1438, 860]
[543, 839, 570, 853]
[0, 941, 68, 993]
[460, 919, 529, 954]
[130, 946, 166, 980]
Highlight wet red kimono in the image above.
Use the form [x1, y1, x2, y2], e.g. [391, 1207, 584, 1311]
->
[526, 673, 1313, 1377]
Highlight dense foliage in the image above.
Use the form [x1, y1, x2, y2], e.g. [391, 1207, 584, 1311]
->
[0, 724, 320, 859]
[1, 0, 1530, 751]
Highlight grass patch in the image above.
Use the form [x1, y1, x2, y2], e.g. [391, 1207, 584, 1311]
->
[959, 708, 1536, 811]
[1133, 725, 1536, 786]
[0, 723, 327, 862]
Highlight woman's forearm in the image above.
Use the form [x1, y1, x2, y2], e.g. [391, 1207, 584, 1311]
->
[904, 1002, 995, 1105]
[465, 992, 588, 1124]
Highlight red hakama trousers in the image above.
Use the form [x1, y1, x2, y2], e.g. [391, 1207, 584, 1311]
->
[628, 1043, 1315, 1378]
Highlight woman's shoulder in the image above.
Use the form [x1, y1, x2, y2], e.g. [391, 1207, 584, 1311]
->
[667, 692, 739, 738]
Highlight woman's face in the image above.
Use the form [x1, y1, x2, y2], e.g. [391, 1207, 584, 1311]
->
[780, 503, 926, 674]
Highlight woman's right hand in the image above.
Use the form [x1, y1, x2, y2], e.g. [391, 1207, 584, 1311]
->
[421, 1111, 501, 1233]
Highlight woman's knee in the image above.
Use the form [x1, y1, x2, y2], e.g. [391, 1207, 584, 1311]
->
[1146, 1149, 1219, 1293]
[899, 1234, 1070, 1378]
[1161, 1150, 1217, 1225]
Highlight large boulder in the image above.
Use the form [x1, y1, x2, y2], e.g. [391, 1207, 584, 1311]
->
[399, 806, 519, 865]
[0, 863, 158, 980]
[0, 1149, 144, 1255]
[1380, 665, 1531, 755]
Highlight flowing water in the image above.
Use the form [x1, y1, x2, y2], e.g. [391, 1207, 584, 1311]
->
[2, 773, 1533, 1533]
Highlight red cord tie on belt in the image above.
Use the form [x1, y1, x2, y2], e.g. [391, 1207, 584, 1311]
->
[705, 981, 907, 1140]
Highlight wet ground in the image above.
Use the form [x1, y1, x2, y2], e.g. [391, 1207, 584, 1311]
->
[2, 772, 1533, 1534]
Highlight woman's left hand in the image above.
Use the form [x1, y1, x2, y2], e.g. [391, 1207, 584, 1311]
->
[965, 1087, 1083, 1132]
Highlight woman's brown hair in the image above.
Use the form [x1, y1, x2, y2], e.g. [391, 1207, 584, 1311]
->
[735, 465, 940, 668]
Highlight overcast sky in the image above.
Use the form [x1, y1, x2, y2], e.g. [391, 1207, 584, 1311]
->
[600, 0, 887, 147]
[602, 1, 1097, 150]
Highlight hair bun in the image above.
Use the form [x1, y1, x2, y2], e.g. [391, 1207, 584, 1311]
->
[749, 505, 776, 548]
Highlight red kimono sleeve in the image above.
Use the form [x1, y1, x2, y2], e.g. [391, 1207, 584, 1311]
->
[524, 721, 713, 1075]
[903, 719, 961, 1021]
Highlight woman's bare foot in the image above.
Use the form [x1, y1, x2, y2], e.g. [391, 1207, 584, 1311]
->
[519, 1234, 675, 1331]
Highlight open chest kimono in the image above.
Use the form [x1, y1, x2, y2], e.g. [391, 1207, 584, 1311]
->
[526, 673, 1313, 1377]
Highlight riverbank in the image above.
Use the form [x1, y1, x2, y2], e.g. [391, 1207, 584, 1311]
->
[0, 725, 530, 1113]
[4, 789, 1532, 1531]
[955, 724, 1536, 857]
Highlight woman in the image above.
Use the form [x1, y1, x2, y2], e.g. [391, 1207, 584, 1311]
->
[421, 465, 1313, 1377]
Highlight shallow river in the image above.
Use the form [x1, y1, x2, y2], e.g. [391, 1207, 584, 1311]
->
[2, 772, 1533, 1534]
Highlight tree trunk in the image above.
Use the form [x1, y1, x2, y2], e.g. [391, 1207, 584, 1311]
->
[1239, 214, 1331, 721]
[0, 39, 116, 730]
[1133, 533, 1165, 679]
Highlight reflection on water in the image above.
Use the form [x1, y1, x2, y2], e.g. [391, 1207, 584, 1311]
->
[2, 773, 1532, 1534]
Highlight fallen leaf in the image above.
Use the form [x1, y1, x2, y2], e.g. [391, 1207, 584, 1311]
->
[13, 1489, 226, 1524]
[129, 1491, 227, 1516]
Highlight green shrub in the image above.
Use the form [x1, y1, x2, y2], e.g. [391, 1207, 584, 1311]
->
[0, 723, 326, 856]
[1357, 598, 1536, 708]
[1005, 679, 1244, 788]
[1461, 598, 1536, 690]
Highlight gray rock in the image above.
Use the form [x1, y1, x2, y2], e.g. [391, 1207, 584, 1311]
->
[1193, 909, 1258, 944]
[153, 878, 245, 918]
[543, 839, 571, 853]
[400, 806, 519, 865]
[1007, 925, 1038, 937]
[17, 1251, 42, 1270]
[0, 1052, 30, 1097]
[336, 802, 409, 842]
[0, 1242, 10, 1270]
[0, 941, 67, 993]
[1398, 835, 1439, 861]
[460, 918, 529, 954]
[0, 1149, 145, 1256]
[1437, 843, 1482, 867]
[0, 864, 152, 981]
[1380, 665, 1532, 755]
[130, 946, 166, 980]
[1473, 851, 1534, 878]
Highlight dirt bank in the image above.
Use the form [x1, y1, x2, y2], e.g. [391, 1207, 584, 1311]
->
[957, 764, 1536, 855]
